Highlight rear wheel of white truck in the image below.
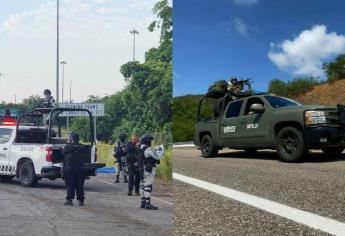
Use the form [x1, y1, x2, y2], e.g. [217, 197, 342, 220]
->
[19, 162, 38, 187]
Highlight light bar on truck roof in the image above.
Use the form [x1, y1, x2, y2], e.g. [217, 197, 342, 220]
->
[0, 117, 17, 126]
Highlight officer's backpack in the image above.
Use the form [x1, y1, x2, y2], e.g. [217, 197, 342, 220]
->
[206, 80, 228, 99]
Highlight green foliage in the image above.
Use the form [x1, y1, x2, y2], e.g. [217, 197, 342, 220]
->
[323, 54, 345, 82]
[173, 95, 210, 142]
[268, 79, 287, 96]
[156, 147, 172, 181]
[115, 0, 172, 143]
[22, 95, 44, 110]
[268, 77, 320, 97]
[70, 117, 91, 142]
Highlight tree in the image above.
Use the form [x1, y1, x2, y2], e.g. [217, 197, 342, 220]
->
[22, 95, 44, 110]
[323, 54, 345, 82]
[267, 77, 319, 97]
[117, 0, 172, 142]
[268, 79, 287, 96]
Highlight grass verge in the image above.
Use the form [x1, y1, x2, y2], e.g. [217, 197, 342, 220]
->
[96, 143, 172, 181]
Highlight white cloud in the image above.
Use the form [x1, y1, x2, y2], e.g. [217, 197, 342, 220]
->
[233, 17, 248, 37]
[228, 0, 258, 6]
[0, 0, 160, 103]
[268, 25, 345, 76]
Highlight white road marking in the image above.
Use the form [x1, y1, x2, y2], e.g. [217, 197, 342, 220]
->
[92, 177, 173, 206]
[173, 144, 195, 148]
[173, 172, 345, 236]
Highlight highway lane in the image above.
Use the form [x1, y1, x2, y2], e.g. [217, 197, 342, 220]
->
[173, 147, 345, 235]
[0, 174, 172, 236]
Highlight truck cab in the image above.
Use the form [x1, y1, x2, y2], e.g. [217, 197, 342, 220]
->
[194, 94, 345, 162]
[0, 108, 105, 186]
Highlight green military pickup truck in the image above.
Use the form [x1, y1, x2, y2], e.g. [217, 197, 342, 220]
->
[194, 93, 345, 162]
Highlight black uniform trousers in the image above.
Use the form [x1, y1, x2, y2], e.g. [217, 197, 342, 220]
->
[64, 166, 85, 201]
[128, 165, 140, 192]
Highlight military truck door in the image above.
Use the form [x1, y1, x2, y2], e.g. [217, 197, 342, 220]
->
[220, 100, 244, 147]
[240, 97, 270, 147]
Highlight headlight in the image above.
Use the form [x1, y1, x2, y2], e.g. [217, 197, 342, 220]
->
[305, 110, 326, 125]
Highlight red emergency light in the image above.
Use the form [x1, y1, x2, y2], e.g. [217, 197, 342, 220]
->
[0, 117, 17, 126]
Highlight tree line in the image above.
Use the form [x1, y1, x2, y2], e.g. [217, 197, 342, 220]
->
[268, 54, 345, 96]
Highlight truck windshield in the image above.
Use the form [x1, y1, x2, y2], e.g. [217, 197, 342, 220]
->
[265, 96, 300, 108]
[0, 128, 12, 144]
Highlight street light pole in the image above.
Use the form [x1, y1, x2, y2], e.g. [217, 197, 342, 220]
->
[69, 80, 72, 103]
[129, 29, 139, 61]
[56, 0, 60, 106]
[60, 61, 67, 103]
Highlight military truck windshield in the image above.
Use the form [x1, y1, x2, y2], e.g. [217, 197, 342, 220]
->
[0, 128, 12, 144]
[265, 96, 300, 108]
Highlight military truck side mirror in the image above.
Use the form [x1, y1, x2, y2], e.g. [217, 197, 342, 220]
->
[250, 103, 265, 113]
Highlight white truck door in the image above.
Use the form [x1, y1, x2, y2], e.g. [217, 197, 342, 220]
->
[0, 128, 13, 174]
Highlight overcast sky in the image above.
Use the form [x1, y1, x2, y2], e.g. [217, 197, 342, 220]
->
[0, 0, 160, 103]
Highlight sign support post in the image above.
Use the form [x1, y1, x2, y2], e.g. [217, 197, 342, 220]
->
[94, 117, 97, 143]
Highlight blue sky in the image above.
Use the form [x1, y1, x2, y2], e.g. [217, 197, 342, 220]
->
[173, 0, 345, 96]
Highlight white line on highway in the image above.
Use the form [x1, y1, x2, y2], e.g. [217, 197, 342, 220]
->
[173, 172, 345, 236]
[92, 178, 173, 206]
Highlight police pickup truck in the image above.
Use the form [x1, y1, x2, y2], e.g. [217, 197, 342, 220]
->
[194, 93, 345, 162]
[0, 108, 105, 186]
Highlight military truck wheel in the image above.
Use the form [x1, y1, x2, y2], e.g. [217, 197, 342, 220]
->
[19, 162, 38, 187]
[276, 127, 305, 162]
[322, 147, 344, 157]
[200, 135, 218, 158]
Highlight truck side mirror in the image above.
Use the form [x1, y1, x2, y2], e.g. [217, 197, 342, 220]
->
[250, 103, 265, 113]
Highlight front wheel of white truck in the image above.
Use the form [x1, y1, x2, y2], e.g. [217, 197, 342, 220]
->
[19, 162, 38, 187]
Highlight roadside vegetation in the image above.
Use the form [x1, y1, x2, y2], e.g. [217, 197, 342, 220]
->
[96, 143, 172, 181]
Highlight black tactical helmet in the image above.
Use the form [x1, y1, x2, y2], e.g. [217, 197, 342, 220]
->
[119, 133, 127, 142]
[44, 89, 51, 95]
[141, 134, 153, 145]
[69, 132, 80, 144]
[230, 77, 238, 83]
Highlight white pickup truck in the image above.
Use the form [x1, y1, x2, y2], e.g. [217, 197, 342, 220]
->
[0, 108, 105, 187]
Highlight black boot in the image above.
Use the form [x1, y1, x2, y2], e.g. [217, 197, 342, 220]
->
[140, 197, 146, 208]
[79, 200, 84, 206]
[128, 191, 132, 196]
[145, 198, 158, 210]
[64, 200, 73, 206]
[115, 175, 119, 183]
[135, 190, 140, 195]
[124, 175, 128, 183]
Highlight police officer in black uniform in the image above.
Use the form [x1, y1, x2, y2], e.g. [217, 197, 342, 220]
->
[126, 134, 141, 196]
[62, 133, 85, 206]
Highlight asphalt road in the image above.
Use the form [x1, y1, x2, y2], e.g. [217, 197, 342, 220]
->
[173, 147, 345, 236]
[0, 174, 172, 236]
